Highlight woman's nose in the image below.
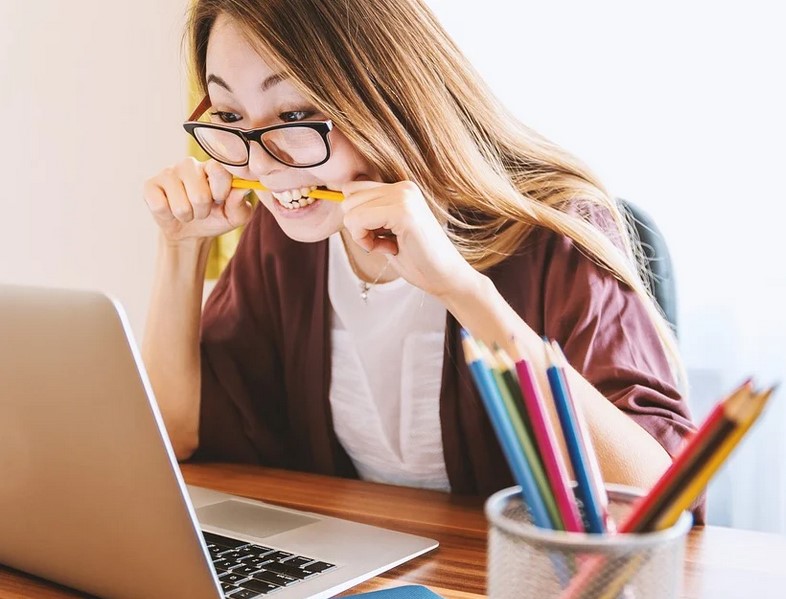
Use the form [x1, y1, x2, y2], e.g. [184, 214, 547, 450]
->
[247, 141, 284, 179]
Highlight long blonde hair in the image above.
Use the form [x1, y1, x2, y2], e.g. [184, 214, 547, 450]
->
[187, 0, 684, 384]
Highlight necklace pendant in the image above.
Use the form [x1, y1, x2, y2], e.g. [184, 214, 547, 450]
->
[360, 282, 370, 302]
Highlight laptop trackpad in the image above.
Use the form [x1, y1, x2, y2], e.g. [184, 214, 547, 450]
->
[197, 500, 319, 538]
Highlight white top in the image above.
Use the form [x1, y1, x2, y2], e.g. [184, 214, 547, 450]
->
[327, 233, 450, 491]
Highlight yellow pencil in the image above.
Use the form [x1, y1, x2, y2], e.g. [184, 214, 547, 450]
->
[594, 554, 644, 599]
[231, 178, 344, 202]
[653, 386, 774, 530]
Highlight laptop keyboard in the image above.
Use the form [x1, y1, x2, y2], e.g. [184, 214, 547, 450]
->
[203, 531, 336, 597]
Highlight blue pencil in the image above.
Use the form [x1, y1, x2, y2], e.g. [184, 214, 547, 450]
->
[460, 330, 552, 529]
[543, 339, 606, 534]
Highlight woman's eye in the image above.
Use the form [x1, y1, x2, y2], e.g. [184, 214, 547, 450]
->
[209, 111, 241, 124]
[279, 110, 313, 122]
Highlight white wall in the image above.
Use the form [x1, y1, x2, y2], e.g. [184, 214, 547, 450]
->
[0, 0, 187, 338]
[425, 0, 786, 532]
[2, 1, 784, 532]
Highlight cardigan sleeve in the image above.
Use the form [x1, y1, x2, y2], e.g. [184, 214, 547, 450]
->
[191, 208, 295, 468]
[531, 210, 705, 522]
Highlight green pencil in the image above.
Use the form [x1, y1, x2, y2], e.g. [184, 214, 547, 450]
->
[480, 344, 563, 530]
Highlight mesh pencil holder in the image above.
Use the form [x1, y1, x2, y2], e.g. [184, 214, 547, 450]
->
[485, 485, 693, 599]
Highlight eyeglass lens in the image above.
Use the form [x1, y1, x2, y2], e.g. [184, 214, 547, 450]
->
[193, 126, 327, 167]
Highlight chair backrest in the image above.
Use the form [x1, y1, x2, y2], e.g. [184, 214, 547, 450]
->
[617, 199, 678, 336]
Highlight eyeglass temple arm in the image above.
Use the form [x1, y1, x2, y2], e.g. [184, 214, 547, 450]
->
[188, 94, 212, 121]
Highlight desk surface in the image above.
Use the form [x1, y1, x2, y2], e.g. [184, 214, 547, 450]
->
[1, 463, 786, 598]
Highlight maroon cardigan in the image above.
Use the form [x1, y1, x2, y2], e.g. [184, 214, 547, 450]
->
[194, 206, 703, 522]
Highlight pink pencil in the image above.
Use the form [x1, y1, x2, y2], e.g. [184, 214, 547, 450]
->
[512, 339, 584, 533]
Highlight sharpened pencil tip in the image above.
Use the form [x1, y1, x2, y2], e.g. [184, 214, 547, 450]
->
[541, 337, 556, 364]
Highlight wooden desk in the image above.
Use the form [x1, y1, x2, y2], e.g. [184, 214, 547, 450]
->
[1, 463, 785, 598]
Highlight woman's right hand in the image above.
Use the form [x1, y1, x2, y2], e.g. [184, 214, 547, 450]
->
[143, 157, 254, 242]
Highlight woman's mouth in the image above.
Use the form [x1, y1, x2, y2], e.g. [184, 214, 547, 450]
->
[270, 185, 319, 210]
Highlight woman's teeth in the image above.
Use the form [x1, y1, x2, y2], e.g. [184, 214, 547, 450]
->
[271, 186, 319, 209]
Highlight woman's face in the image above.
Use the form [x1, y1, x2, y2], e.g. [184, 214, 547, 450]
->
[205, 13, 378, 242]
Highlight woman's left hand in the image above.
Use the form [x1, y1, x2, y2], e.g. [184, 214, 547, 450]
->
[341, 179, 480, 300]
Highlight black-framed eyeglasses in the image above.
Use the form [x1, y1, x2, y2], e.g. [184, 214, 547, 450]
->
[183, 95, 334, 168]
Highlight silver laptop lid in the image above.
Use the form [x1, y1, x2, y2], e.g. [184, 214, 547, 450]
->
[0, 285, 222, 599]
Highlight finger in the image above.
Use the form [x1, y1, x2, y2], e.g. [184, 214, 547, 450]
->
[204, 159, 234, 205]
[345, 227, 398, 255]
[343, 203, 405, 238]
[221, 188, 255, 228]
[143, 179, 176, 224]
[159, 171, 194, 223]
[341, 179, 386, 195]
[177, 159, 213, 220]
[340, 181, 388, 212]
[368, 234, 399, 256]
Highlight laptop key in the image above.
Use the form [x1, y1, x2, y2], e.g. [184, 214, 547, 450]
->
[304, 561, 336, 574]
[241, 579, 283, 594]
[232, 565, 262, 577]
[252, 570, 299, 587]
[236, 546, 269, 559]
[264, 551, 293, 561]
[261, 561, 313, 579]
[229, 590, 271, 598]
[219, 572, 249, 585]
[204, 531, 249, 549]
[286, 556, 314, 568]
[213, 557, 247, 571]
[219, 550, 243, 561]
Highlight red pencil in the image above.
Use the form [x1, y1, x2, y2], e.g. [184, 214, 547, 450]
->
[558, 379, 758, 599]
[618, 378, 753, 533]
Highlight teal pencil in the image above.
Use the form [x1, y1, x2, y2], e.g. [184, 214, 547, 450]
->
[484, 345, 563, 530]
[460, 331, 552, 529]
[550, 340, 612, 532]
[544, 339, 606, 534]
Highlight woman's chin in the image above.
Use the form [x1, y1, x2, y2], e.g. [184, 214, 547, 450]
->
[265, 197, 341, 242]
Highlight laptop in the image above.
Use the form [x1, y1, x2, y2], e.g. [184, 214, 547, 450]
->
[0, 284, 438, 599]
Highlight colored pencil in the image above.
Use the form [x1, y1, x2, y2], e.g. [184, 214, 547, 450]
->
[493, 347, 540, 459]
[511, 339, 584, 533]
[544, 339, 606, 534]
[485, 346, 562, 530]
[618, 379, 754, 534]
[460, 331, 552, 528]
[558, 380, 766, 599]
[231, 178, 344, 202]
[653, 386, 774, 530]
[551, 340, 613, 532]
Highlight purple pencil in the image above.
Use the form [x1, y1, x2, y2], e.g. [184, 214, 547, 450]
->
[512, 339, 584, 533]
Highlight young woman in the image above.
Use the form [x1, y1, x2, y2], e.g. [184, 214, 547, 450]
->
[143, 0, 699, 517]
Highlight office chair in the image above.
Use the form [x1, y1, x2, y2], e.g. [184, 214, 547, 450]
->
[617, 199, 678, 336]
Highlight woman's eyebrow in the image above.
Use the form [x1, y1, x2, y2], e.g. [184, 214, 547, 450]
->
[261, 73, 286, 92]
[207, 73, 232, 92]
[206, 73, 286, 94]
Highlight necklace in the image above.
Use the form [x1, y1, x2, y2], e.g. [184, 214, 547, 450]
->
[342, 236, 392, 302]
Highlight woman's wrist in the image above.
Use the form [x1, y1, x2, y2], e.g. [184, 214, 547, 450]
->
[156, 232, 213, 283]
[436, 267, 492, 322]
[158, 231, 214, 254]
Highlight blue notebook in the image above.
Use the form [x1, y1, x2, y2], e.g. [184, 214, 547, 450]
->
[344, 585, 444, 598]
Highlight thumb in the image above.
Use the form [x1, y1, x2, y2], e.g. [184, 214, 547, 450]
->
[223, 188, 255, 228]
